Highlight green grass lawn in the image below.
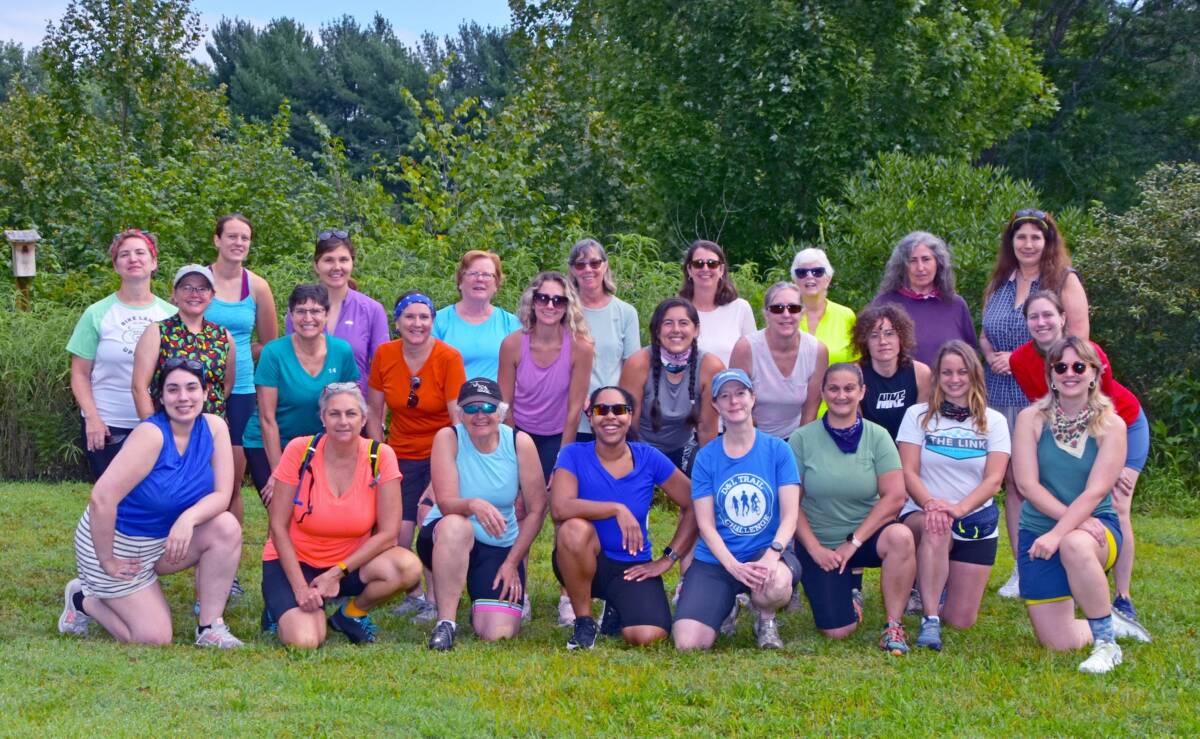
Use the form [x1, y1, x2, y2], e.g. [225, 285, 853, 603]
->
[2, 482, 1197, 736]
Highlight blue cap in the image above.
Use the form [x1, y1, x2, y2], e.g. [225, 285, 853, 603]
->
[711, 368, 753, 399]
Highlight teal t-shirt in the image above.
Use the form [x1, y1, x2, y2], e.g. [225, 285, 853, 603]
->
[789, 419, 901, 549]
[242, 335, 359, 449]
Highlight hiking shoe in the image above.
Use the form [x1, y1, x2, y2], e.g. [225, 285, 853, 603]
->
[58, 579, 92, 636]
[905, 587, 923, 615]
[880, 622, 909, 656]
[391, 594, 427, 616]
[997, 568, 1020, 598]
[229, 577, 245, 602]
[598, 600, 622, 637]
[567, 616, 598, 650]
[411, 599, 438, 623]
[329, 606, 378, 644]
[428, 620, 456, 651]
[851, 589, 863, 625]
[1111, 609, 1152, 643]
[260, 607, 277, 635]
[786, 587, 803, 613]
[557, 594, 575, 627]
[522, 594, 532, 623]
[195, 619, 244, 648]
[719, 595, 743, 636]
[1112, 595, 1138, 623]
[671, 581, 682, 607]
[1079, 640, 1122, 674]
[754, 616, 784, 649]
[916, 616, 943, 651]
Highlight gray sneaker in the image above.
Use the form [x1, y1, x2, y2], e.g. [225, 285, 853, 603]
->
[391, 594, 427, 616]
[1111, 609, 1152, 643]
[905, 587, 923, 615]
[786, 587, 803, 613]
[720, 594, 748, 636]
[916, 616, 943, 651]
[754, 616, 784, 649]
[58, 579, 92, 636]
[195, 619, 244, 648]
[411, 598, 439, 623]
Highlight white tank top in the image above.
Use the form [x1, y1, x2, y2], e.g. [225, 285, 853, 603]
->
[747, 329, 819, 438]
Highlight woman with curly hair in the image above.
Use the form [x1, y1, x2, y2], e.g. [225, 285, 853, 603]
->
[853, 303, 932, 441]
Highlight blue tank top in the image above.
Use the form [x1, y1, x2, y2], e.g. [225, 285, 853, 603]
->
[424, 424, 519, 547]
[115, 412, 215, 538]
[205, 272, 257, 394]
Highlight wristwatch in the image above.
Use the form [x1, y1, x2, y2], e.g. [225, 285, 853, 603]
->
[769, 540, 785, 554]
[662, 545, 681, 563]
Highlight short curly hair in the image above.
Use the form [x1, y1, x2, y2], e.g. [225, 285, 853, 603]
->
[852, 303, 917, 367]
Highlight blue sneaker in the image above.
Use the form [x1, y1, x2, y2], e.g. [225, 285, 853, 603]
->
[916, 616, 943, 651]
[1112, 595, 1138, 622]
[329, 606, 378, 644]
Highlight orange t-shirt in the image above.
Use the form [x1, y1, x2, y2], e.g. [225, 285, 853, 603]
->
[368, 338, 466, 460]
[262, 435, 401, 568]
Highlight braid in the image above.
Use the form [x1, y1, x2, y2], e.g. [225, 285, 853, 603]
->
[685, 338, 700, 427]
[649, 336, 663, 432]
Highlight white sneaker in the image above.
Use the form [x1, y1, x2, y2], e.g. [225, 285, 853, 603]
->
[411, 599, 439, 622]
[195, 619, 244, 648]
[557, 594, 575, 627]
[997, 568, 1020, 598]
[58, 579, 92, 636]
[1111, 610, 1152, 643]
[1078, 640, 1122, 674]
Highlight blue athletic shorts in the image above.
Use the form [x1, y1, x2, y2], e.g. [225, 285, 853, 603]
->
[1125, 409, 1150, 472]
[1017, 514, 1121, 604]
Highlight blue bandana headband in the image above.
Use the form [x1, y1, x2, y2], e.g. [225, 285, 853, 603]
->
[394, 293, 434, 320]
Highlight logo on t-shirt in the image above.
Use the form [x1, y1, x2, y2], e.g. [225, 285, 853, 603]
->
[924, 428, 987, 460]
[875, 389, 907, 409]
[716, 473, 774, 537]
[119, 315, 155, 355]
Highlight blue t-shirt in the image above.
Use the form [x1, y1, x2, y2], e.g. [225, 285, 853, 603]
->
[115, 412, 215, 538]
[432, 304, 521, 381]
[554, 441, 677, 562]
[690, 430, 800, 565]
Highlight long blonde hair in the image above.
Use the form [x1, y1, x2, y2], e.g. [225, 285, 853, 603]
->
[1036, 336, 1115, 437]
[517, 271, 591, 341]
[924, 340, 989, 433]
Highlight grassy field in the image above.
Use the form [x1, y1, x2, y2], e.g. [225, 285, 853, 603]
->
[2, 482, 1197, 736]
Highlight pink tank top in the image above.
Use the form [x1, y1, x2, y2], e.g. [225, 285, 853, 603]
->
[513, 328, 573, 435]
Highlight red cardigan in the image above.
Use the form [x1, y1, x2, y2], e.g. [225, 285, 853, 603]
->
[1009, 340, 1141, 426]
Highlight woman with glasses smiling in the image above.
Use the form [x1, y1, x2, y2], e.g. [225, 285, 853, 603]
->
[433, 250, 521, 381]
[679, 240, 756, 367]
[729, 281, 827, 439]
[791, 247, 858, 366]
[852, 304, 932, 441]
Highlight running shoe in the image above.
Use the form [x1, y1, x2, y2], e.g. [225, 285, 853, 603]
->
[522, 594, 532, 624]
[1112, 595, 1138, 622]
[1111, 609, 1152, 643]
[754, 616, 783, 649]
[195, 619, 244, 648]
[879, 622, 909, 656]
[428, 620, 456, 651]
[905, 587, 923, 615]
[411, 599, 438, 623]
[229, 577, 245, 603]
[58, 579, 92, 636]
[597, 600, 622, 637]
[786, 587, 803, 613]
[391, 594, 427, 616]
[997, 568, 1020, 598]
[1078, 640, 1122, 674]
[916, 616, 942, 651]
[329, 606, 379, 644]
[719, 595, 744, 636]
[557, 594, 575, 627]
[851, 587, 864, 616]
[567, 616, 598, 650]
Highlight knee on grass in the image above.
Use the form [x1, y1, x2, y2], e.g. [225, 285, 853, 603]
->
[622, 625, 667, 647]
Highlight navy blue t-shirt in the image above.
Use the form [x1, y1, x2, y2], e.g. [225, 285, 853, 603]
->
[554, 441, 677, 562]
[690, 430, 800, 565]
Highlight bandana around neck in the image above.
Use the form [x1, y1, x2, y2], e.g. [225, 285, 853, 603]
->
[660, 346, 692, 374]
[939, 400, 971, 422]
[898, 286, 941, 301]
[822, 412, 864, 454]
[1051, 401, 1093, 453]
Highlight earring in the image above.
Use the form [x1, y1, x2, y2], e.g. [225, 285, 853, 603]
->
[1050, 383, 1059, 394]
[1089, 380, 1097, 389]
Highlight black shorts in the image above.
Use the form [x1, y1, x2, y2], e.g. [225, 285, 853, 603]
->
[398, 457, 432, 522]
[415, 520, 526, 602]
[517, 428, 561, 484]
[796, 521, 900, 630]
[79, 419, 134, 482]
[261, 558, 366, 621]
[225, 392, 256, 447]
[245, 446, 272, 493]
[551, 549, 672, 631]
[899, 510, 998, 566]
[674, 550, 802, 631]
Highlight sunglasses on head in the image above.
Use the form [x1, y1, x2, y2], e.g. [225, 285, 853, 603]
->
[767, 303, 802, 315]
[462, 402, 498, 415]
[590, 403, 632, 418]
[1011, 208, 1049, 228]
[690, 258, 722, 270]
[407, 375, 422, 408]
[533, 292, 569, 308]
[572, 258, 605, 271]
[318, 229, 349, 241]
[1052, 361, 1090, 376]
[794, 267, 826, 279]
[163, 357, 205, 374]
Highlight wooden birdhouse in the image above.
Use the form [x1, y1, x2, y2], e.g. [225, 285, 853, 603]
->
[5, 229, 40, 277]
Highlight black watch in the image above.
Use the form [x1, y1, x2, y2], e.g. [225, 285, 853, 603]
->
[662, 545, 681, 563]
[769, 540, 785, 554]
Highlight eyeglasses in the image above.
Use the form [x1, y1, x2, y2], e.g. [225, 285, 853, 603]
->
[590, 403, 632, 417]
[292, 307, 327, 317]
[572, 258, 605, 271]
[690, 258, 722, 270]
[793, 267, 826, 279]
[407, 376, 422, 408]
[464, 270, 496, 281]
[318, 229, 349, 241]
[176, 284, 212, 296]
[1052, 361, 1089, 376]
[767, 303, 802, 315]
[163, 357, 205, 374]
[868, 329, 898, 341]
[533, 292, 569, 308]
[462, 402, 498, 415]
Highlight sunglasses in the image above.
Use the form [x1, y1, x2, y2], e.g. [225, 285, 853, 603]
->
[1052, 361, 1090, 376]
[1011, 208, 1049, 228]
[163, 357, 205, 373]
[462, 402, 498, 415]
[318, 229, 349, 241]
[767, 303, 802, 315]
[572, 258, 605, 271]
[407, 375, 422, 408]
[590, 403, 632, 418]
[690, 258, 722, 270]
[793, 267, 826, 279]
[533, 292, 569, 308]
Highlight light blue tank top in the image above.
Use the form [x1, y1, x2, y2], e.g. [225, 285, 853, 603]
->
[424, 424, 519, 547]
[205, 290, 257, 394]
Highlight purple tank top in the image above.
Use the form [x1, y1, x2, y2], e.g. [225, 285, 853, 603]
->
[513, 328, 573, 435]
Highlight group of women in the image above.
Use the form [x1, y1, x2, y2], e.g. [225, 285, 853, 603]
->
[58, 210, 1152, 673]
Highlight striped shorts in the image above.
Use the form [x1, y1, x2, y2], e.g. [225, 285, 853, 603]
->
[74, 509, 167, 600]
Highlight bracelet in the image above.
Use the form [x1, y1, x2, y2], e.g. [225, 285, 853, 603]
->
[336, 561, 349, 573]
[849, 536, 863, 549]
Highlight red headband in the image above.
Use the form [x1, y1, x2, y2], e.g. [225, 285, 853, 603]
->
[109, 229, 159, 260]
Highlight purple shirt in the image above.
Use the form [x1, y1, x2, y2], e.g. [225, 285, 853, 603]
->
[286, 288, 390, 397]
[873, 290, 978, 367]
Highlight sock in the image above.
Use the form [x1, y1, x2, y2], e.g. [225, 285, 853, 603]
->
[436, 619, 457, 631]
[197, 623, 212, 634]
[72, 590, 87, 615]
[923, 615, 940, 625]
[344, 598, 369, 618]
[1088, 615, 1115, 643]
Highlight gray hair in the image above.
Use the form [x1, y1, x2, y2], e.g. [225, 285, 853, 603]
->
[319, 382, 367, 416]
[878, 231, 957, 296]
[762, 281, 801, 309]
[567, 238, 616, 295]
[790, 247, 834, 279]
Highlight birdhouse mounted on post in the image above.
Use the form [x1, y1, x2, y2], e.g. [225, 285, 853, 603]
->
[5, 228, 39, 311]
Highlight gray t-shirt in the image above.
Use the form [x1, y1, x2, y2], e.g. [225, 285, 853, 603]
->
[578, 297, 640, 434]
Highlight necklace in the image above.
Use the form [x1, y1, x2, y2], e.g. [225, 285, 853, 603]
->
[1051, 402, 1092, 449]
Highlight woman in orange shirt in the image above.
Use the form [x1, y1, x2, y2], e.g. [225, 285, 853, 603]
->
[263, 383, 422, 647]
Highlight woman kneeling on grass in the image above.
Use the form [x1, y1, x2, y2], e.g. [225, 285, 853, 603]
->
[789, 363, 917, 655]
[421, 378, 549, 651]
[673, 369, 801, 651]
[262, 383, 422, 647]
[551, 386, 697, 650]
[1012, 337, 1150, 674]
[59, 358, 243, 647]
